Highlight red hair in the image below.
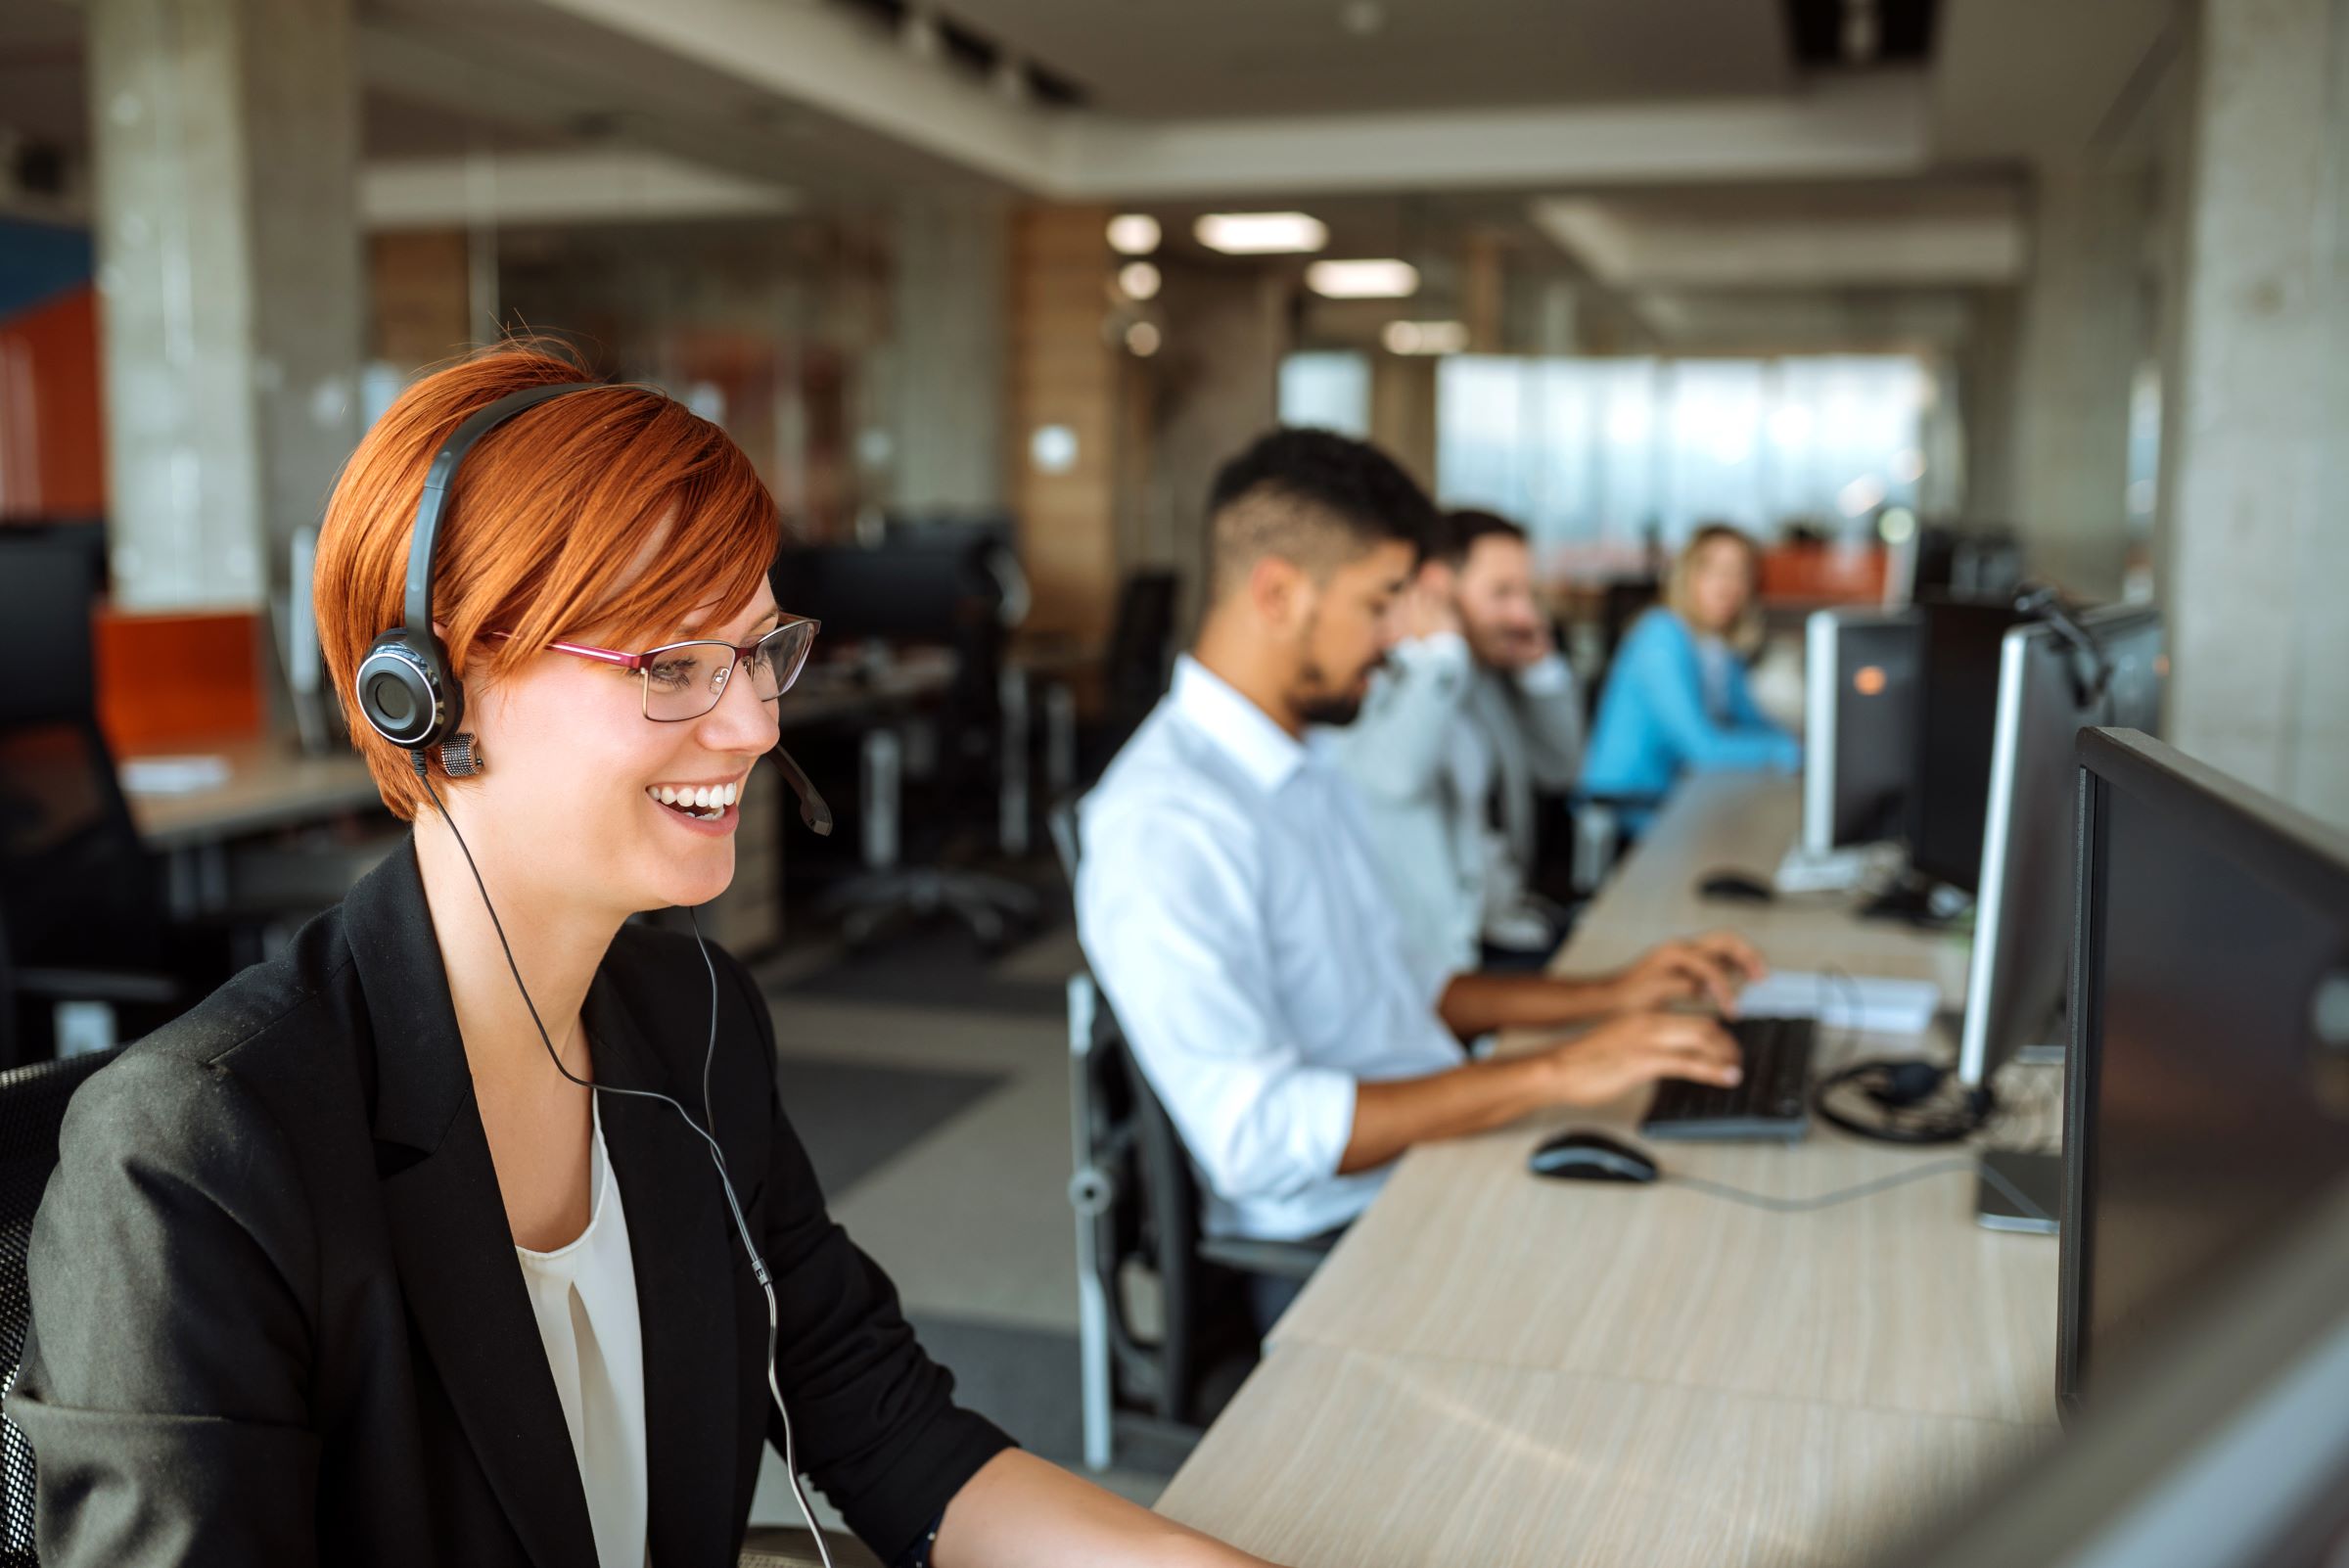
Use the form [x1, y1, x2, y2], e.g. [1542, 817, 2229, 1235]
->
[315, 344, 779, 820]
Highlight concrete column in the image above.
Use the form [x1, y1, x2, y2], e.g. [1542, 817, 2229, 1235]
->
[86, 0, 363, 613]
[888, 193, 1008, 516]
[1148, 263, 1285, 638]
[2155, 0, 2349, 826]
[2006, 164, 2149, 599]
[1957, 286, 2021, 524]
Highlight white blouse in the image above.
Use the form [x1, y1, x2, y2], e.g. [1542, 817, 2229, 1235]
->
[515, 1094, 650, 1568]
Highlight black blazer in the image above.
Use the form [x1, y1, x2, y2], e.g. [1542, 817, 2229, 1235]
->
[7, 838, 1011, 1567]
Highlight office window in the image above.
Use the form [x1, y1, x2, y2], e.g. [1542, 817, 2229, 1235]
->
[1277, 351, 1372, 438]
[1436, 353, 1929, 548]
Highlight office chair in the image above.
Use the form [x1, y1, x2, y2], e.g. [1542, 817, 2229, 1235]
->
[1049, 799, 1326, 1471]
[0, 539, 222, 1066]
[1088, 572, 1179, 780]
[775, 540, 1039, 952]
[0, 1045, 123, 1556]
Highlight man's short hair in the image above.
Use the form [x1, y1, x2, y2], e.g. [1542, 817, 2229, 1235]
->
[1206, 428, 1436, 600]
[1428, 508, 1529, 570]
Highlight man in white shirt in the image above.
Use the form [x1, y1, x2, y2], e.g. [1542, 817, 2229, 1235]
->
[1327, 509, 1583, 975]
[1076, 430, 1756, 1284]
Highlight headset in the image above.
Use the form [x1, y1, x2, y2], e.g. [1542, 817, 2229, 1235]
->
[357, 379, 838, 1568]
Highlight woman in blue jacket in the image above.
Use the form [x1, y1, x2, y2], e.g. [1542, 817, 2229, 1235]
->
[1583, 524, 1800, 810]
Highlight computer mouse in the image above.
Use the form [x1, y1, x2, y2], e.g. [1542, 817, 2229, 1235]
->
[1528, 1130, 1660, 1184]
[1698, 870, 1777, 903]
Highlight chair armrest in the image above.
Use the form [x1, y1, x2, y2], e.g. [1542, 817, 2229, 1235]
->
[1197, 1236, 1328, 1282]
[739, 1527, 883, 1568]
[15, 966, 181, 1006]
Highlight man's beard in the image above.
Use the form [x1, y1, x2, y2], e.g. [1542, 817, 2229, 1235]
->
[1291, 649, 1381, 728]
[1295, 688, 1366, 727]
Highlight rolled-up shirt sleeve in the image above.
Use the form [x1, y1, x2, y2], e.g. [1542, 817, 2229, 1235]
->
[1078, 794, 1359, 1205]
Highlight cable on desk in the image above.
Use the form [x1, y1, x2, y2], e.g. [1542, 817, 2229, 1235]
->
[1666, 1156, 2054, 1224]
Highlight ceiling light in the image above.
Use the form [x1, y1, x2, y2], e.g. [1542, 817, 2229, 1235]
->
[1307, 258, 1419, 299]
[1118, 260, 1162, 301]
[1194, 211, 1328, 255]
[1107, 213, 1161, 254]
[1340, 1, 1386, 36]
[1381, 319, 1467, 355]
[1125, 320, 1162, 357]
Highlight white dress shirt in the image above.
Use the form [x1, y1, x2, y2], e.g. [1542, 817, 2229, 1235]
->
[515, 1093, 650, 1568]
[1077, 656, 1468, 1242]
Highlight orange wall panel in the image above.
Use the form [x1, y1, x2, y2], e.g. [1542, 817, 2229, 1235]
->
[0, 285, 106, 520]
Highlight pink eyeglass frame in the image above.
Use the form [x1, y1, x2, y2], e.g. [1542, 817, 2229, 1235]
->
[484, 616, 821, 720]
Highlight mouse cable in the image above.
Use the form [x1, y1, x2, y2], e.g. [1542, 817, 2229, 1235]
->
[419, 767, 835, 1568]
[1663, 1154, 2054, 1224]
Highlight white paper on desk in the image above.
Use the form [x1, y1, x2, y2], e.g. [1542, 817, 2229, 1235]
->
[119, 755, 233, 796]
[1735, 970, 1940, 1036]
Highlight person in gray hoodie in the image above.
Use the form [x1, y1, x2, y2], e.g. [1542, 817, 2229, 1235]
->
[1326, 508, 1582, 974]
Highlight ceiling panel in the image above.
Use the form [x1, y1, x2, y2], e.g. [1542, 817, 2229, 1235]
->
[936, 0, 1795, 117]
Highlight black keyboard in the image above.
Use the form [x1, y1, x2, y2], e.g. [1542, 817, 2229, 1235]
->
[1640, 1015, 1817, 1142]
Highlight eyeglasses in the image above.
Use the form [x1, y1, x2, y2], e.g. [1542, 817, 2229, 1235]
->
[488, 616, 821, 722]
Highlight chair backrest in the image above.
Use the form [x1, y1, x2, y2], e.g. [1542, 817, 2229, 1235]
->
[1068, 975, 1257, 1427]
[0, 719, 164, 976]
[0, 1046, 122, 1559]
[1101, 573, 1178, 741]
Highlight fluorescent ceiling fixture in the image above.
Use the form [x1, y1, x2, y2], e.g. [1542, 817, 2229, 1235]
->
[1381, 319, 1467, 355]
[1107, 213, 1161, 254]
[1307, 258, 1419, 299]
[1194, 211, 1328, 254]
[1118, 260, 1162, 300]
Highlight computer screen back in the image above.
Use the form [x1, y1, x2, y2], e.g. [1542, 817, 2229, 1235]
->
[1802, 609, 1920, 854]
[1958, 609, 2164, 1085]
[2059, 730, 2349, 1415]
[1908, 599, 2028, 891]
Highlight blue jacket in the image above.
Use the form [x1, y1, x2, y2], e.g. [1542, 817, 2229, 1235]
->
[1582, 608, 1800, 801]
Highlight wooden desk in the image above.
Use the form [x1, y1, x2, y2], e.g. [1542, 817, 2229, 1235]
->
[1160, 776, 2057, 1563]
[124, 737, 383, 853]
[1155, 1346, 2041, 1568]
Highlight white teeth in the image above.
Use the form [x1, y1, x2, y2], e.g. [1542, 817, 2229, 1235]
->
[646, 781, 739, 813]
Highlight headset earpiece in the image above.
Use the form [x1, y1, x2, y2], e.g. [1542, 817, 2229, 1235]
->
[355, 625, 462, 752]
[354, 380, 598, 779]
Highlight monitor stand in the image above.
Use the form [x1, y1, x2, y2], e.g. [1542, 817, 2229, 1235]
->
[1975, 1148, 2062, 1235]
[1858, 873, 1971, 929]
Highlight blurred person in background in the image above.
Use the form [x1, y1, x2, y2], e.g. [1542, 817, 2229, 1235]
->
[1326, 508, 1581, 976]
[1077, 429, 1760, 1326]
[1580, 523, 1800, 823]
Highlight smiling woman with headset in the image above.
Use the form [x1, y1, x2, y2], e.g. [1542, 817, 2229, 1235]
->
[5, 346, 1276, 1568]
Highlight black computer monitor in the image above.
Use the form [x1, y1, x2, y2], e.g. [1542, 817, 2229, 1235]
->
[0, 534, 100, 726]
[769, 535, 1004, 645]
[1956, 607, 2166, 1088]
[1800, 607, 1921, 855]
[1878, 1175, 2349, 1568]
[2057, 728, 2349, 1418]
[1906, 599, 2030, 893]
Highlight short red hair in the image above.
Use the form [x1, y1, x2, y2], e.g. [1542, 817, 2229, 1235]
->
[315, 344, 780, 820]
